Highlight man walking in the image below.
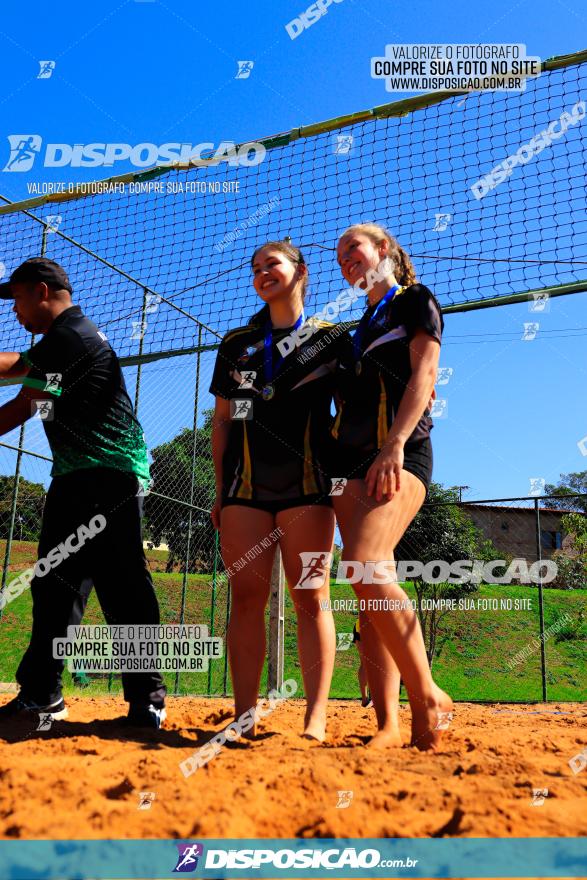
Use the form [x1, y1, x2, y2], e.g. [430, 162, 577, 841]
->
[0, 258, 166, 727]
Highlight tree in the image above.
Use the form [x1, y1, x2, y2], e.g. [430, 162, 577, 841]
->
[551, 511, 587, 589]
[395, 482, 498, 664]
[144, 410, 218, 573]
[544, 471, 587, 513]
[0, 476, 46, 542]
[331, 543, 342, 577]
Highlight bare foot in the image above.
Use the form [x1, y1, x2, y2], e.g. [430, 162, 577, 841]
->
[366, 727, 402, 749]
[410, 687, 454, 751]
[302, 711, 326, 742]
[239, 726, 257, 741]
[231, 708, 257, 740]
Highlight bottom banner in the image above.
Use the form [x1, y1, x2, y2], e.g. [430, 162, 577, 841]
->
[0, 837, 585, 879]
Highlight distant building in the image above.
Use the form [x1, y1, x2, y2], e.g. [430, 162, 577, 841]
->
[462, 504, 579, 560]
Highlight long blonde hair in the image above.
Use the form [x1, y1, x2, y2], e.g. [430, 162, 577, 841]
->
[339, 223, 417, 287]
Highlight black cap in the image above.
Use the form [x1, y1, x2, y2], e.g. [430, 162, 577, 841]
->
[0, 257, 73, 299]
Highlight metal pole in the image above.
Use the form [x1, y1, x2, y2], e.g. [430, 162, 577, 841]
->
[207, 529, 219, 695]
[133, 287, 148, 414]
[0, 225, 47, 615]
[175, 327, 203, 694]
[267, 548, 285, 693]
[222, 585, 231, 696]
[534, 499, 548, 702]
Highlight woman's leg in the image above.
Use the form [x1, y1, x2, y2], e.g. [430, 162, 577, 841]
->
[357, 610, 403, 748]
[356, 640, 369, 703]
[276, 504, 336, 742]
[335, 512, 407, 748]
[334, 471, 452, 750]
[220, 505, 277, 735]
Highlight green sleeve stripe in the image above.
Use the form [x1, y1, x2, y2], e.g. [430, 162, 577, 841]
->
[21, 376, 63, 396]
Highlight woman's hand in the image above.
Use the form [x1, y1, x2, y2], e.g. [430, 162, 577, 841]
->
[365, 438, 404, 502]
[210, 495, 222, 531]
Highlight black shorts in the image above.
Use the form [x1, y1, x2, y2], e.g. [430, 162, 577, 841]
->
[330, 437, 433, 494]
[221, 493, 333, 515]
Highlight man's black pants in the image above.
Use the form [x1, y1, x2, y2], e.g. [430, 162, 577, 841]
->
[16, 467, 166, 708]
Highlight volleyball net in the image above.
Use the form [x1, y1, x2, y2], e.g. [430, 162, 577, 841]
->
[0, 48, 585, 699]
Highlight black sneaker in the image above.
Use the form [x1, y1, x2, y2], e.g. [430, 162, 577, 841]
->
[0, 695, 68, 722]
[125, 703, 166, 729]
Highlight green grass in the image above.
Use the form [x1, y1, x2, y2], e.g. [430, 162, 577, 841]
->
[0, 542, 585, 702]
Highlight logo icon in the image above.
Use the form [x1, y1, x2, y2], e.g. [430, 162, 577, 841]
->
[329, 477, 347, 496]
[433, 212, 452, 231]
[45, 214, 62, 233]
[33, 400, 54, 421]
[138, 791, 156, 810]
[4, 135, 42, 172]
[529, 477, 545, 497]
[145, 293, 162, 313]
[436, 366, 453, 386]
[435, 711, 453, 730]
[131, 320, 148, 341]
[336, 632, 354, 651]
[336, 790, 354, 809]
[333, 134, 354, 155]
[37, 713, 53, 730]
[522, 322, 539, 341]
[239, 370, 256, 389]
[430, 398, 448, 418]
[136, 478, 154, 498]
[37, 61, 56, 79]
[44, 373, 62, 393]
[231, 399, 253, 420]
[295, 552, 332, 589]
[529, 292, 550, 313]
[569, 747, 587, 775]
[173, 843, 204, 873]
[236, 61, 254, 79]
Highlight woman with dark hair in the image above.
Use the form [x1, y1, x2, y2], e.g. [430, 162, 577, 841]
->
[209, 240, 341, 741]
[331, 223, 452, 751]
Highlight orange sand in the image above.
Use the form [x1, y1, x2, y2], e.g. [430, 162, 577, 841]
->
[0, 697, 585, 846]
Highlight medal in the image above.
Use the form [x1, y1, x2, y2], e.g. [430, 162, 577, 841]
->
[261, 384, 275, 400]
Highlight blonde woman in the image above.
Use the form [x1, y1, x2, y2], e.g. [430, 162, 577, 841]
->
[331, 223, 452, 750]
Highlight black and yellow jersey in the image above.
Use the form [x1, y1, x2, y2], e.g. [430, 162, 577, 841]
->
[332, 284, 443, 454]
[209, 314, 350, 503]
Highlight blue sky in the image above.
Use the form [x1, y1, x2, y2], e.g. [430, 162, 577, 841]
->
[0, 0, 586, 502]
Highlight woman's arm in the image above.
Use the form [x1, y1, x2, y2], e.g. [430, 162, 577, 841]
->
[386, 330, 439, 447]
[210, 395, 232, 529]
[365, 330, 440, 500]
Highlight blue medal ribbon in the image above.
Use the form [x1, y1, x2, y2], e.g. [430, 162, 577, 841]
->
[352, 284, 401, 367]
[262, 311, 305, 398]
